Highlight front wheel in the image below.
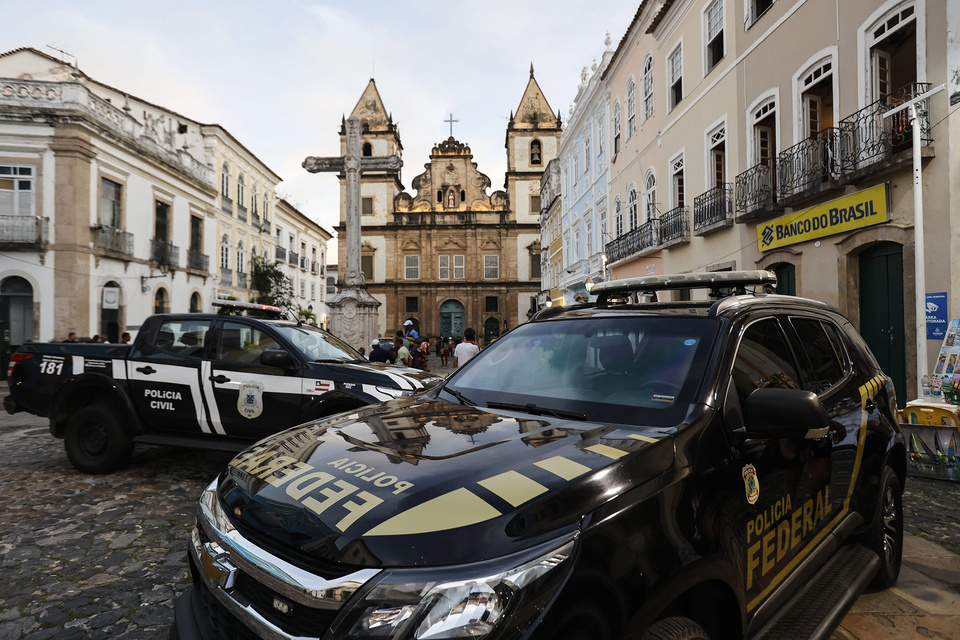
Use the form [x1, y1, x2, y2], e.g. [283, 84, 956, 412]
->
[862, 465, 903, 589]
[64, 404, 134, 474]
[641, 617, 710, 640]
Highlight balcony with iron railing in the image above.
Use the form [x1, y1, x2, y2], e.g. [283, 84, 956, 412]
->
[0, 215, 48, 250]
[693, 184, 734, 235]
[92, 225, 134, 257]
[777, 128, 842, 205]
[275, 245, 286, 262]
[735, 159, 777, 221]
[659, 205, 690, 248]
[150, 238, 179, 268]
[187, 249, 209, 272]
[220, 267, 232, 286]
[604, 218, 660, 264]
[237, 204, 247, 224]
[251, 211, 260, 229]
[221, 196, 233, 215]
[288, 251, 299, 266]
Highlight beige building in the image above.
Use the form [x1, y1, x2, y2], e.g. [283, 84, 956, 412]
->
[590, 0, 952, 401]
[273, 198, 332, 324]
[538, 158, 563, 308]
[335, 74, 558, 343]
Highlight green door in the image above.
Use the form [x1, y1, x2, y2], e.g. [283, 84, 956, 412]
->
[859, 242, 906, 403]
[439, 300, 464, 339]
[773, 263, 795, 295]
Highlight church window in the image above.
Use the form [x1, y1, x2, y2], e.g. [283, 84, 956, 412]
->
[530, 140, 542, 165]
[613, 102, 621, 154]
[405, 255, 420, 279]
[362, 197, 374, 215]
[530, 194, 541, 214]
[454, 254, 465, 279]
[486, 296, 499, 312]
[530, 250, 541, 280]
[643, 56, 654, 120]
[437, 190, 443, 203]
[406, 297, 419, 313]
[626, 78, 637, 138]
[361, 255, 374, 281]
[460, 189, 466, 203]
[484, 255, 499, 280]
[362, 142, 372, 156]
[439, 255, 450, 280]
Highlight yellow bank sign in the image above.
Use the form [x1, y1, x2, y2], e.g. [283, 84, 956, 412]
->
[757, 184, 889, 252]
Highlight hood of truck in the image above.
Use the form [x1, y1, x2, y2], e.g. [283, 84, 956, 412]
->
[217, 396, 675, 567]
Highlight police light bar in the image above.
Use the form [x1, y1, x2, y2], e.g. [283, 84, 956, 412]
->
[212, 299, 287, 317]
[593, 270, 777, 304]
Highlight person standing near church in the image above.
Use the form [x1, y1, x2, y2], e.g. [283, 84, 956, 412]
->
[395, 330, 412, 367]
[453, 327, 480, 368]
[403, 319, 419, 342]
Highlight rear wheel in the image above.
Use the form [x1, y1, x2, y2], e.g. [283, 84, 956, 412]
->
[65, 404, 134, 474]
[863, 465, 903, 589]
[641, 617, 710, 640]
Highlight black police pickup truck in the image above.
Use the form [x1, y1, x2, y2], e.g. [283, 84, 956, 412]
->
[173, 272, 905, 640]
[4, 300, 440, 474]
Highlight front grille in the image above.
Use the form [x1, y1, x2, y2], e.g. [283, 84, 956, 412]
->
[236, 571, 338, 637]
[197, 580, 261, 640]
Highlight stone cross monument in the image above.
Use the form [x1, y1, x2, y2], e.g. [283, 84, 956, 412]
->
[303, 115, 401, 351]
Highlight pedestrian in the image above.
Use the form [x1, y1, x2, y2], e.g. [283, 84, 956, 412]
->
[435, 336, 442, 356]
[369, 339, 394, 364]
[440, 336, 449, 366]
[91, 334, 101, 343]
[120, 332, 132, 344]
[395, 330, 412, 367]
[64, 332, 77, 343]
[358, 346, 366, 359]
[418, 338, 431, 371]
[453, 327, 480, 368]
[403, 319, 420, 341]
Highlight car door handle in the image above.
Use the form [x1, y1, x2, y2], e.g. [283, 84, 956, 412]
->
[136, 366, 156, 375]
[209, 374, 231, 384]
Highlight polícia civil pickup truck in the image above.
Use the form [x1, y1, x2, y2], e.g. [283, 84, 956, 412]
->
[4, 300, 440, 474]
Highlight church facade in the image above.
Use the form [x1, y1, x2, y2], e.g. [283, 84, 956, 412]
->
[334, 72, 559, 344]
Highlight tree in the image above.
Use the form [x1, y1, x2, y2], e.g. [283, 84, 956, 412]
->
[250, 253, 294, 309]
[298, 307, 317, 325]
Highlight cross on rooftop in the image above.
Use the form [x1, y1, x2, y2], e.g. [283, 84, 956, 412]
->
[444, 113, 458, 137]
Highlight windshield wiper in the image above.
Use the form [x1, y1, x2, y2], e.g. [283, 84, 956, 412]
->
[442, 386, 476, 406]
[486, 401, 586, 421]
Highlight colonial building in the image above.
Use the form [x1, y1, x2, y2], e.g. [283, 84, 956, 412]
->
[537, 158, 563, 308]
[273, 198, 332, 325]
[335, 72, 559, 343]
[549, 0, 955, 401]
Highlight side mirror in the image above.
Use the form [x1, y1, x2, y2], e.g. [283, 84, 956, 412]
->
[744, 388, 830, 440]
[260, 349, 295, 369]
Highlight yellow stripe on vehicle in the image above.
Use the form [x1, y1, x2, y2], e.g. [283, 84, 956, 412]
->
[585, 444, 628, 459]
[478, 470, 548, 507]
[364, 488, 500, 536]
[627, 434, 659, 443]
[534, 456, 591, 480]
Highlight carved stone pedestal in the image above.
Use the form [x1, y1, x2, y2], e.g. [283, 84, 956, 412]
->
[326, 285, 381, 353]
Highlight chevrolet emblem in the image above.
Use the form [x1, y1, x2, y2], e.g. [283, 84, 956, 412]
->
[200, 541, 238, 590]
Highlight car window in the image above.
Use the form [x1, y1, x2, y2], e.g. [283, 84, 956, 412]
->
[732, 318, 801, 406]
[216, 322, 281, 364]
[791, 318, 845, 393]
[152, 319, 213, 358]
[274, 324, 364, 362]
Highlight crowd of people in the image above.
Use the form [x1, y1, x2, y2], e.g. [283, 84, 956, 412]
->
[366, 322, 482, 371]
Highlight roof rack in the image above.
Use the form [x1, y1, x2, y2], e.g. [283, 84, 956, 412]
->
[593, 270, 777, 305]
[212, 299, 289, 319]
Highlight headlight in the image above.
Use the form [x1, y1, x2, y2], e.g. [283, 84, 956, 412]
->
[376, 385, 412, 399]
[332, 534, 577, 639]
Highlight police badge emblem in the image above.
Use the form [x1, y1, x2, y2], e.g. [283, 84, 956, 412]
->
[238, 382, 265, 419]
[742, 463, 760, 505]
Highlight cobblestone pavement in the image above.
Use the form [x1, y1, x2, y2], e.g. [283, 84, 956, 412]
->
[0, 377, 957, 639]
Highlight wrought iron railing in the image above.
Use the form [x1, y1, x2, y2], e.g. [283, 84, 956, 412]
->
[639, 218, 659, 251]
[0, 215, 48, 247]
[288, 251, 299, 266]
[694, 184, 733, 231]
[659, 206, 689, 244]
[275, 245, 286, 262]
[839, 82, 932, 173]
[220, 267, 232, 286]
[221, 196, 233, 215]
[151, 238, 179, 267]
[735, 159, 776, 214]
[187, 249, 209, 272]
[251, 212, 260, 228]
[237, 204, 247, 223]
[604, 218, 661, 263]
[93, 225, 134, 256]
[777, 128, 841, 201]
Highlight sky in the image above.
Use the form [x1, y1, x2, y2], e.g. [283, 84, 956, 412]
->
[6, 0, 639, 251]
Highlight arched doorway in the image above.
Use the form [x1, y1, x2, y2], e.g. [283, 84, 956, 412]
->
[772, 263, 796, 295]
[154, 288, 168, 314]
[100, 281, 123, 343]
[190, 292, 202, 313]
[484, 317, 500, 344]
[1, 276, 34, 378]
[439, 300, 464, 339]
[859, 242, 905, 403]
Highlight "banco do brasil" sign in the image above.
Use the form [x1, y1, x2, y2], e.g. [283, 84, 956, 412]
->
[757, 184, 890, 252]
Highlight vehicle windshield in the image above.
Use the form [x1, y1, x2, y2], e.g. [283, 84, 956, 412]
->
[274, 324, 364, 362]
[444, 316, 718, 426]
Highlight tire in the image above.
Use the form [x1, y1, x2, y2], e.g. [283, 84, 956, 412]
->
[64, 404, 134, 474]
[641, 617, 710, 640]
[863, 465, 903, 589]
